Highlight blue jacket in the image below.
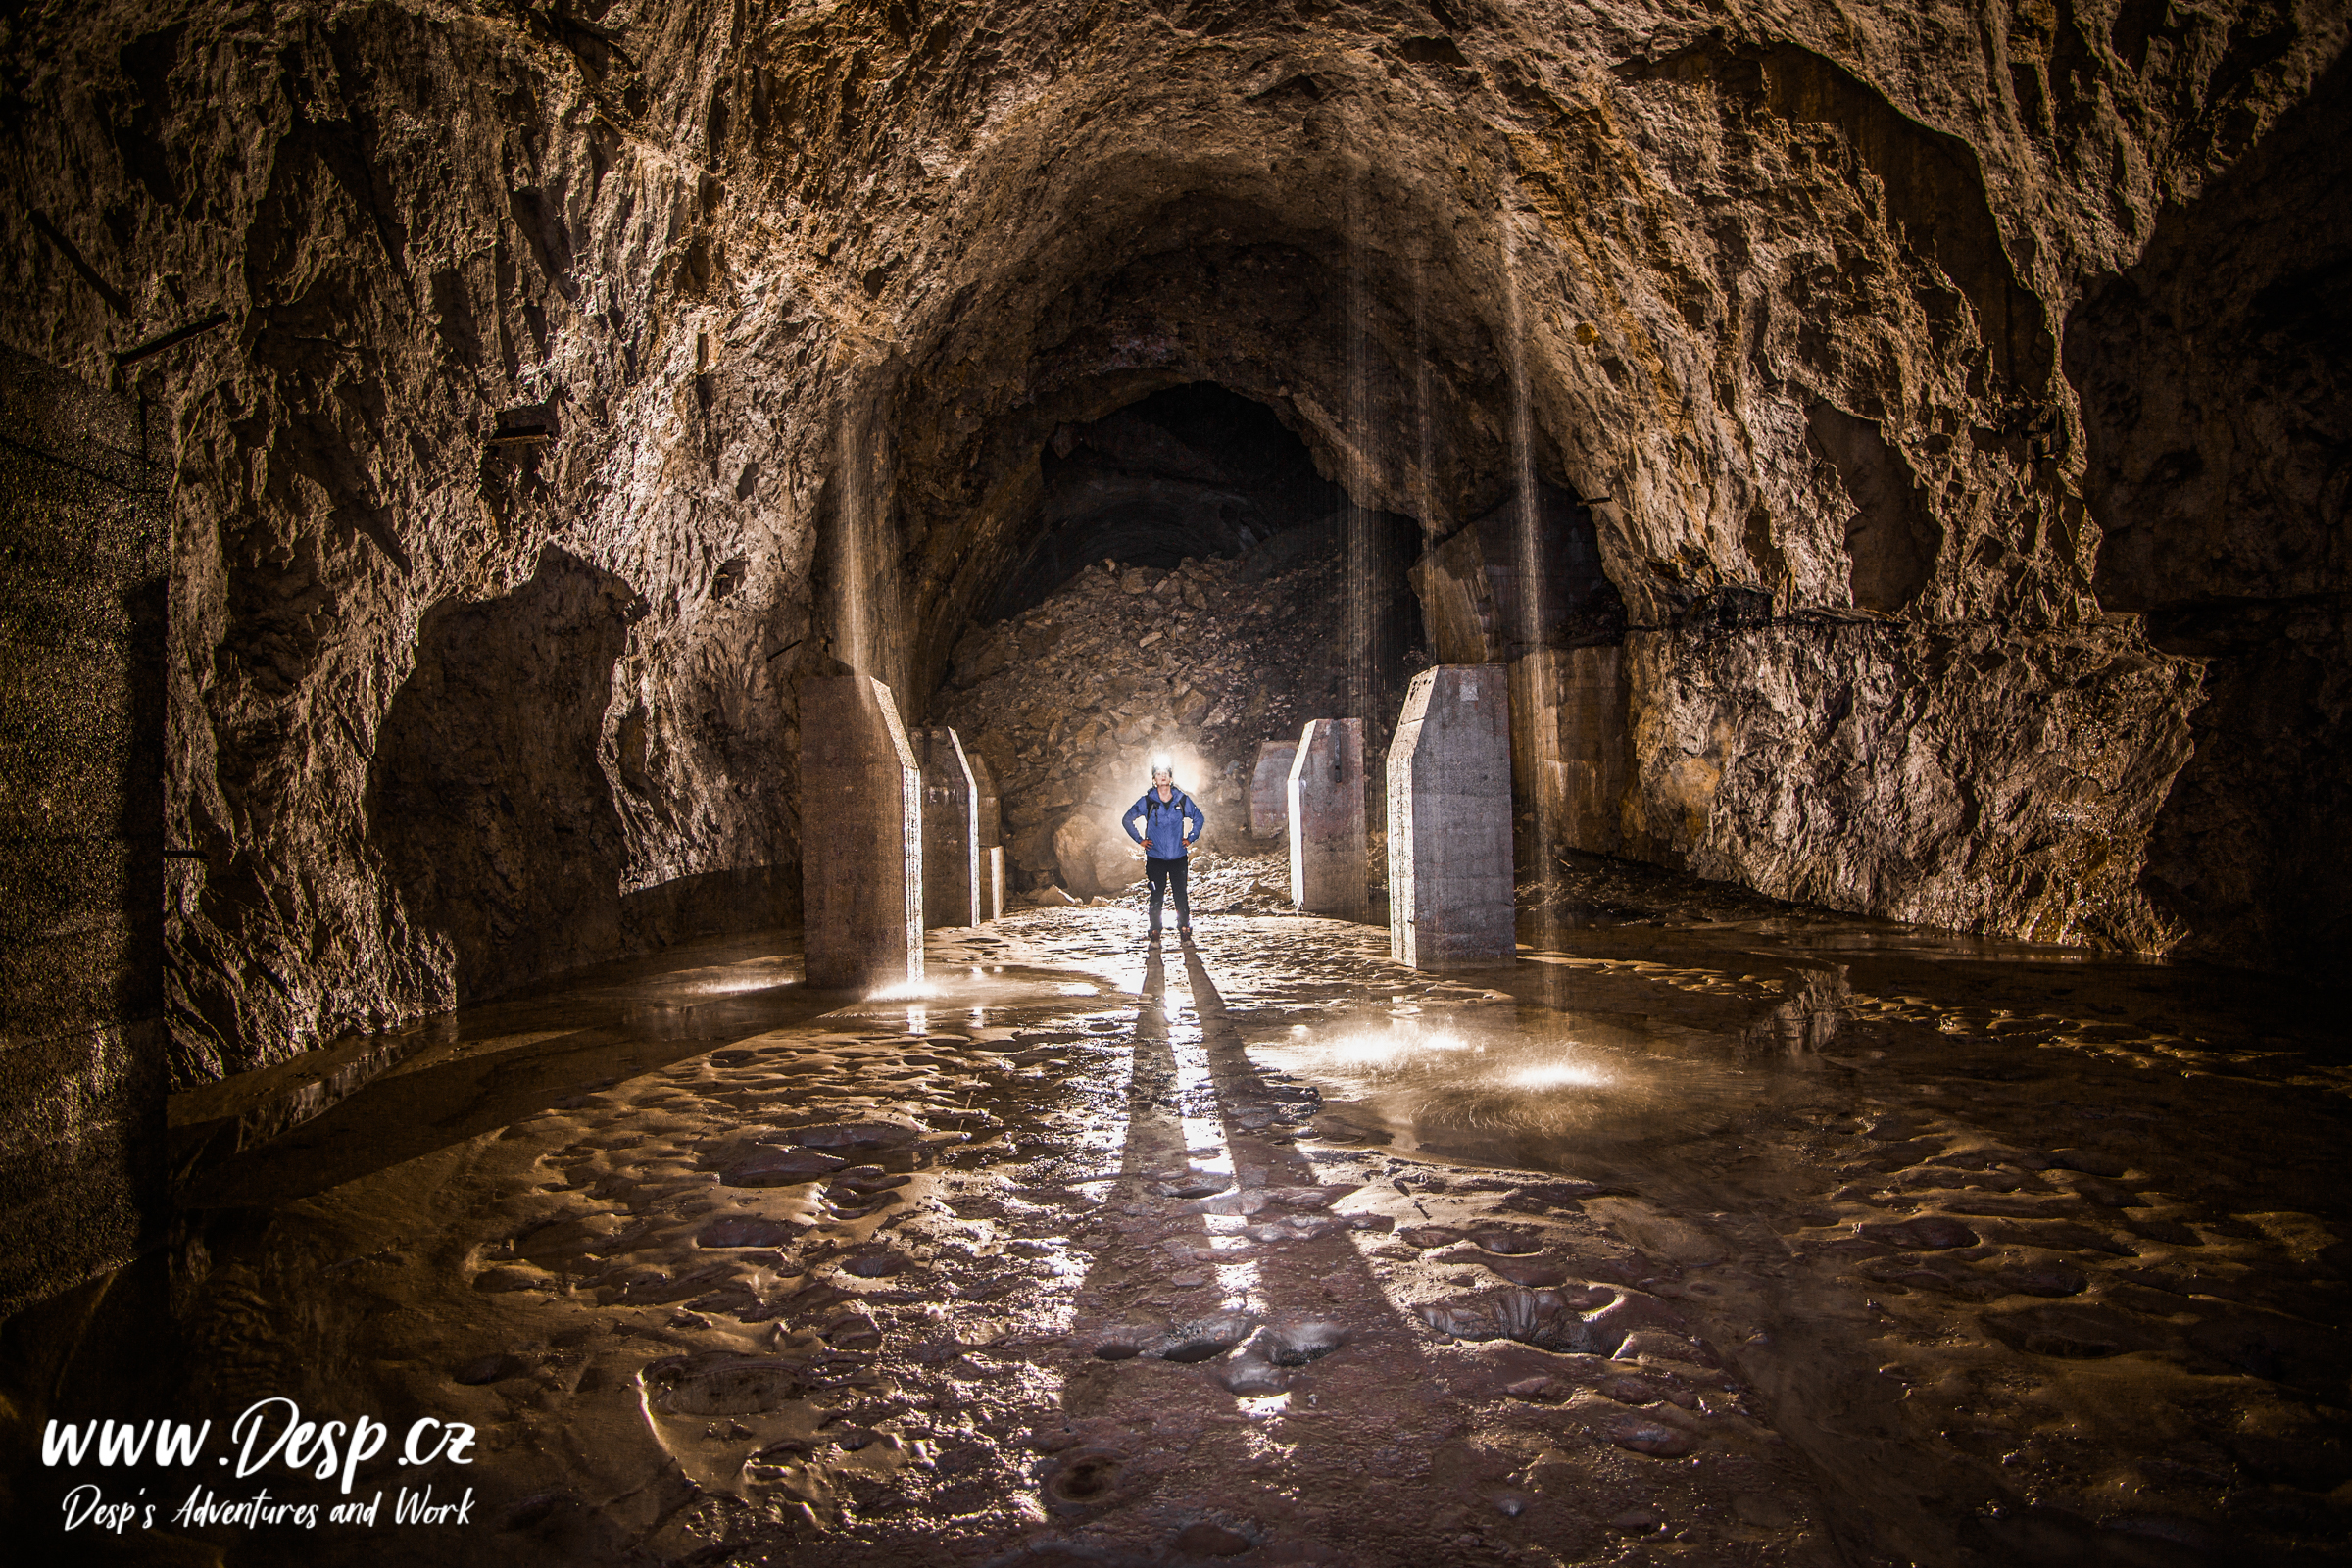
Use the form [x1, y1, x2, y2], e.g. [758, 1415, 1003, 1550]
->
[1123, 787, 1204, 859]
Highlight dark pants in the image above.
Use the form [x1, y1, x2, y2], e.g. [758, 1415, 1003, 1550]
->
[1146, 856, 1190, 931]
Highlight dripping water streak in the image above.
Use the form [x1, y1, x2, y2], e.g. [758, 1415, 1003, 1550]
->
[1500, 198, 1554, 906]
[1345, 183, 1375, 728]
[1414, 255, 1435, 542]
[1501, 209, 1540, 655]
[837, 400, 874, 674]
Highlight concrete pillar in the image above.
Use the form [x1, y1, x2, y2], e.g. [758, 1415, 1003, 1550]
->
[1387, 665, 1516, 969]
[801, 676, 922, 988]
[1287, 718, 1367, 918]
[965, 750, 1005, 921]
[916, 727, 981, 927]
[1509, 648, 1629, 856]
[0, 345, 167, 1318]
[1249, 739, 1298, 836]
[966, 749, 1004, 853]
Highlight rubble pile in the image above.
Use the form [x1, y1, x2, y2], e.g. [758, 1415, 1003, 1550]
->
[935, 542, 1383, 896]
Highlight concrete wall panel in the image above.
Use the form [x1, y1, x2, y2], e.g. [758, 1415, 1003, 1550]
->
[1249, 740, 1298, 837]
[1509, 647, 1630, 857]
[0, 346, 167, 1318]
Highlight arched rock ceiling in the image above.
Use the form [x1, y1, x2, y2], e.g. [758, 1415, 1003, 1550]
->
[700, 0, 2341, 691]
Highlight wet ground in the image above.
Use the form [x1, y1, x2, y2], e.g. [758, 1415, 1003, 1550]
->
[8, 869, 2352, 1567]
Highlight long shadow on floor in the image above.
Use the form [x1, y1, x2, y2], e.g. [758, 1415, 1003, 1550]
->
[1014, 936, 1469, 1566]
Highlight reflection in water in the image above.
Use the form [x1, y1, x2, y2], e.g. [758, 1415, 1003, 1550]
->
[1740, 965, 1851, 1060]
[1251, 1007, 1779, 1173]
[1499, 1059, 1610, 1090]
[863, 980, 941, 1002]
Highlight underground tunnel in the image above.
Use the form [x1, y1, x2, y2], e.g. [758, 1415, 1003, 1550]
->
[3, 1, 2350, 1564]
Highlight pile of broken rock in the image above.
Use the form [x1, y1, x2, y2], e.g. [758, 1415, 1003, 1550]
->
[937, 546, 1360, 898]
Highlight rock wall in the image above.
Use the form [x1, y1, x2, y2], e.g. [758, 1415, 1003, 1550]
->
[2, 0, 2345, 1089]
[989, 383, 1346, 618]
[6, 0, 815, 1079]
[2064, 49, 2352, 972]
[1622, 616, 2202, 950]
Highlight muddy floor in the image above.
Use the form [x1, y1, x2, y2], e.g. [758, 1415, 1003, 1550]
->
[8, 875, 2352, 1567]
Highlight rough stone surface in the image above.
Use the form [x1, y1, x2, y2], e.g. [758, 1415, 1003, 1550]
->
[2062, 53, 2352, 973]
[1052, 808, 1146, 902]
[2, 0, 2345, 1086]
[368, 545, 634, 1004]
[1389, 665, 1515, 968]
[1622, 618, 2200, 949]
[1411, 487, 1623, 664]
[984, 383, 1347, 617]
[937, 550, 1380, 894]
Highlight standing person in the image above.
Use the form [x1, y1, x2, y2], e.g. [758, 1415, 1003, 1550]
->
[1122, 760, 1205, 940]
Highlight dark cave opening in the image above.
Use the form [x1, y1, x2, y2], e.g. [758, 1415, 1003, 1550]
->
[983, 382, 1348, 620]
[928, 377, 1442, 899]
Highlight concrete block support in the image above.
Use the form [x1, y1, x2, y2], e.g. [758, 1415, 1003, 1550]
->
[965, 750, 1004, 921]
[916, 727, 982, 927]
[1249, 740, 1298, 836]
[966, 749, 1004, 855]
[0, 345, 168, 1318]
[1387, 665, 1516, 968]
[1287, 718, 1367, 918]
[801, 676, 923, 988]
[1509, 648, 1630, 855]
